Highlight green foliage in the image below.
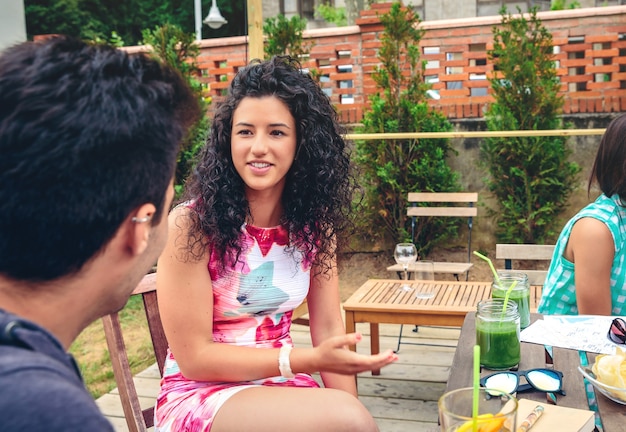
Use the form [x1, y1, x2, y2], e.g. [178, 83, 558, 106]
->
[24, 0, 246, 45]
[481, 7, 580, 243]
[91, 31, 125, 47]
[142, 24, 199, 81]
[551, 0, 581, 10]
[141, 24, 210, 196]
[263, 14, 313, 59]
[315, 3, 348, 26]
[25, 0, 91, 39]
[356, 3, 461, 257]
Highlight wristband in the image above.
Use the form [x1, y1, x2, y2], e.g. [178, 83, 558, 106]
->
[278, 343, 295, 378]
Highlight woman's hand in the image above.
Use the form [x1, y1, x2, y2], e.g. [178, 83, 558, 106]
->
[291, 332, 398, 376]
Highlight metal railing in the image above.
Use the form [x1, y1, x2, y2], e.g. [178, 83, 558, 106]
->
[344, 129, 605, 140]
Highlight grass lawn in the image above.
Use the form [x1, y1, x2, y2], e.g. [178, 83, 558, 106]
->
[70, 295, 156, 399]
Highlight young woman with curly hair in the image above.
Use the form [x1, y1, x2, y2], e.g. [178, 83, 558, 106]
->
[154, 56, 397, 432]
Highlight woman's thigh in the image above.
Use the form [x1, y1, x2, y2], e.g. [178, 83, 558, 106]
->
[211, 386, 379, 432]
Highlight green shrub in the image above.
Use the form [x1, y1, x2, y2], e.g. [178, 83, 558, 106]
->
[141, 24, 210, 196]
[263, 14, 313, 59]
[481, 7, 580, 243]
[551, 0, 581, 10]
[315, 3, 348, 26]
[355, 3, 461, 257]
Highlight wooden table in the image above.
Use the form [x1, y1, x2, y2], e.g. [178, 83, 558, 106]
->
[343, 279, 543, 374]
[446, 313, 626, 432]
[386, 261, 473, 280]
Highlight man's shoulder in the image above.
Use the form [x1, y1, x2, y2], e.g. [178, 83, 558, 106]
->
[0, 346, 114, 431]
[0, 343, 77, 378]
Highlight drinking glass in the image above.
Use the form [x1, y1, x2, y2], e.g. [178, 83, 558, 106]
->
[394, 243, 418, 292]
[413, 260, 435, 299]
[476, 299, 520, 370]
[439, 387, 518, 431]
[491, 272, 530, 329]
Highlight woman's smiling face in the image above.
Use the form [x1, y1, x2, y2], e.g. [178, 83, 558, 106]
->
[231, 96, 297, 198]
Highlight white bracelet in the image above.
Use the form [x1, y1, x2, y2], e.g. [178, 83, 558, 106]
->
[278, 344, 295, 378]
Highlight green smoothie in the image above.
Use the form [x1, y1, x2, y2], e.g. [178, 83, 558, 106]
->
[476, 322, 520, 370]
[492, 287, 530, 329]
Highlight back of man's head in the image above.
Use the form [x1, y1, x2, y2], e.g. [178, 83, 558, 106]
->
[0, 36, 200, 282]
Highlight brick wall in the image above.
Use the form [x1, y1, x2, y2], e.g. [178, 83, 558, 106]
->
[192, 3, 626, 123]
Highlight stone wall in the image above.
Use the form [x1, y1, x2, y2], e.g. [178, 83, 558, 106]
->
[439, 113, 619, 251]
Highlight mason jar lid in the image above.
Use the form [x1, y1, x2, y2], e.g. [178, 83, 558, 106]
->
[477, 298, 519, 320]
[493, 271, 529, 290]
[495, 271, 529, 282]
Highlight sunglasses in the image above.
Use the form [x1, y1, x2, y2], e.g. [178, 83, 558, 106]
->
[608, 317, 626, 345]
[480, 368, 566, 396]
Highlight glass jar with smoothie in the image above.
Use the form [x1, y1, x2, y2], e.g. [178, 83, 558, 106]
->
[476, 299, 520, 370]
[491, 272, 530, 329]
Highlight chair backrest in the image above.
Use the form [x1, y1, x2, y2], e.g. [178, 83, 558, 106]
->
[101, 272, 167, 432]
[292, 299, 310, 326]
[495, 244, 556, 285]
[407, 192, 478, 263]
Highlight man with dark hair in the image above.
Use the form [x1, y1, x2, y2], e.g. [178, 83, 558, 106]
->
[0, 36, 200, 430]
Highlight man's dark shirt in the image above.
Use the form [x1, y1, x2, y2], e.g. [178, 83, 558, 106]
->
[0, 309, 114, 431]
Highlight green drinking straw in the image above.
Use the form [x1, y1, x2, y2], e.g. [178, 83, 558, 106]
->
[472, 251, 501, 286]
[499, 280, 519, 324]
[473, 345, 480, 432]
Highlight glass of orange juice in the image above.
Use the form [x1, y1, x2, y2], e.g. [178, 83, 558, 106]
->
[438, 387, 517, 431]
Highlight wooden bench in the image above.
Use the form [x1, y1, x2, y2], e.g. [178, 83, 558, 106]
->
[495, 243, 555, 285]
[387, 192, 477, 281]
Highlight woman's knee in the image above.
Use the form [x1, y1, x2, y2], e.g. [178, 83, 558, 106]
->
[322, 389, 379, 432]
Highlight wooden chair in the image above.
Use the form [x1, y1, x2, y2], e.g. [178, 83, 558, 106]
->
[390, 192, 477, 352]
[102, 273, 310, 432]
[292, 300, 310, 326]
[387, 192, 478, 281]
[495, 243, 556, 285]
[102, 272, 166, 432]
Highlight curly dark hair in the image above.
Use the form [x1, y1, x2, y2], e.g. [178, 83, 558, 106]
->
[184, 56, 358, 274]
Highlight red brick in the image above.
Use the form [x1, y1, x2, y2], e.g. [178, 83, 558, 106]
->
[586, 34, 619, 43]
[161, 7, 626, 123]
[595, 99, 604, 112]
[587, 81, 619, 90]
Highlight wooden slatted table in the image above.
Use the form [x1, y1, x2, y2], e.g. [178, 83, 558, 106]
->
[447, 313, 625, 432]
[343, 279, 542, 375]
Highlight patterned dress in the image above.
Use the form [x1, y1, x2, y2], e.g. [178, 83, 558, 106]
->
[539, 194, 626, 315]
[155, 223, 320, 431]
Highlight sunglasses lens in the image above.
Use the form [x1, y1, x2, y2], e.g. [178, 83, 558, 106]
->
[609, 319, 626, 344]
[484, 372, 518, 395]
[526, 369, 561, 392]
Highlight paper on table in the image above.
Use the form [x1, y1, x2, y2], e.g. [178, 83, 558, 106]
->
[520, 315, 624, 354]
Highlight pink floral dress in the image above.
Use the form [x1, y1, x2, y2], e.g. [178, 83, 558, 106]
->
[154, 224, 320, 431]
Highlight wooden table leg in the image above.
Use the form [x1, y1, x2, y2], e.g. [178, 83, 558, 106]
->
[345, 311, 357, 352]
[370, 323, 380, 376]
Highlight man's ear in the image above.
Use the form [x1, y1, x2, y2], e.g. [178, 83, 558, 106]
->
[128, 203, 157, 256]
